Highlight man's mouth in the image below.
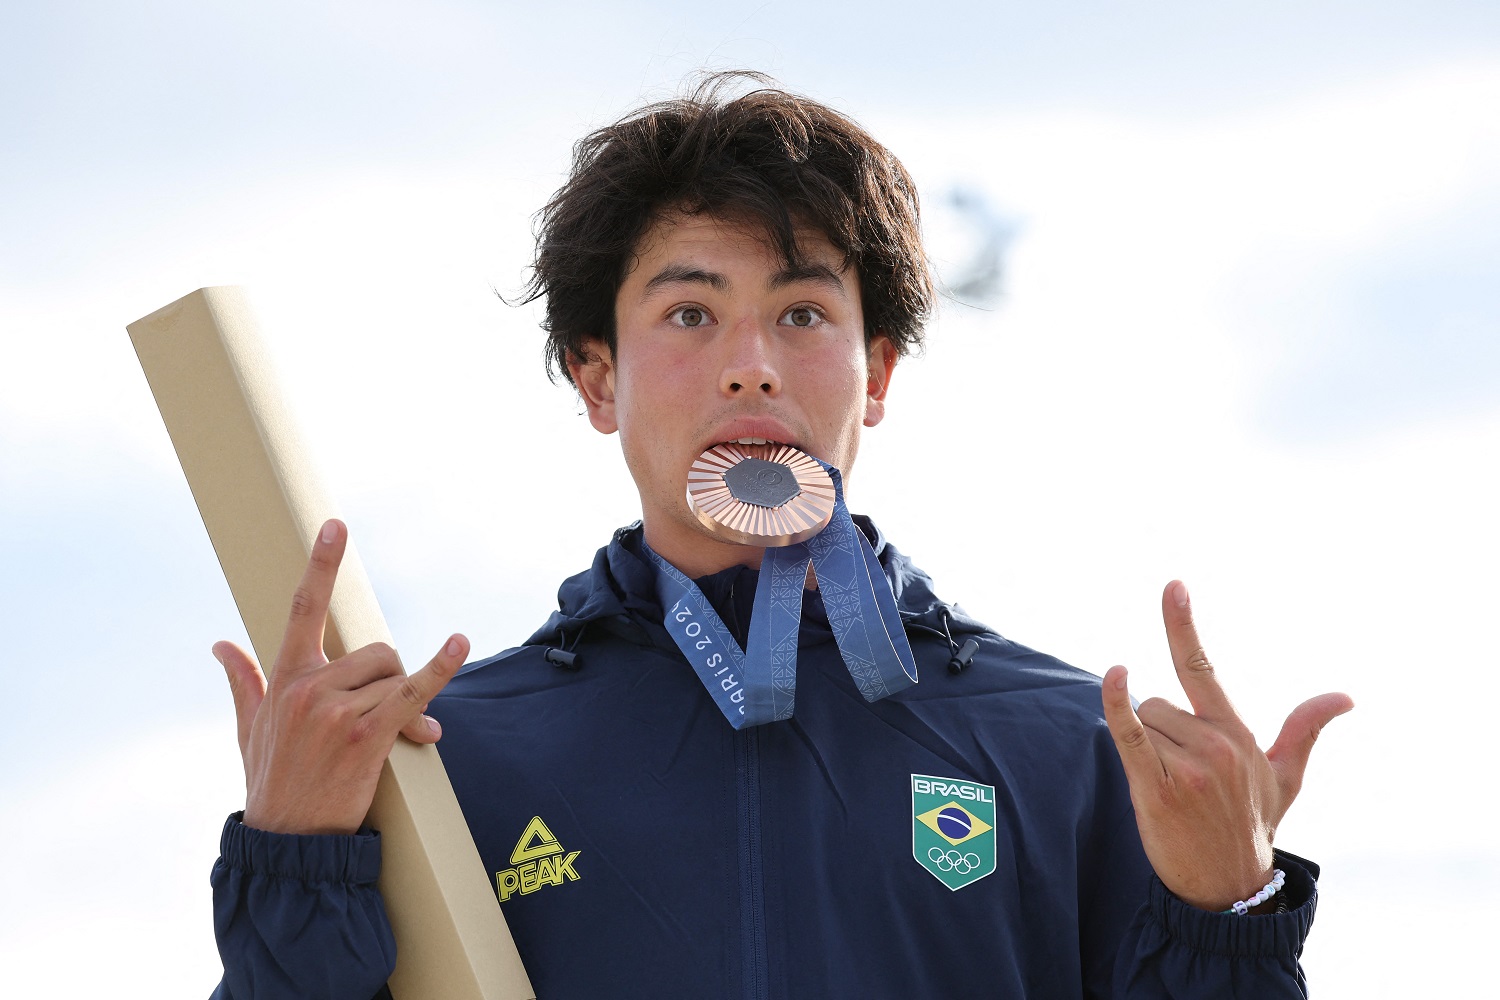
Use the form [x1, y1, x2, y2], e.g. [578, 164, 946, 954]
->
[703, 417, 804, 455]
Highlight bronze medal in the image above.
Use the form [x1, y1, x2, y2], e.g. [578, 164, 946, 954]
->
[686, 443, 836, 547]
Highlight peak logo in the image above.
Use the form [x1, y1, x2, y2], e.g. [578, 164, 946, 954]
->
[911, 774, 996, 890]
[494, 816, 582, 902]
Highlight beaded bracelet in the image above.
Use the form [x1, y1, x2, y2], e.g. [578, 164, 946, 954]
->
[1222, 869, 1286, 915]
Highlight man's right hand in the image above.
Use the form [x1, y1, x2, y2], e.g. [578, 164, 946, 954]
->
[213, 518, 467, 836]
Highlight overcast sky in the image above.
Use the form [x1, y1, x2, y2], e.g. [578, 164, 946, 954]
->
[2, 2, 1497, 996]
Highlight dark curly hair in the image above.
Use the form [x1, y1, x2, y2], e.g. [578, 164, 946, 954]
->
[521, 72, 934, 385]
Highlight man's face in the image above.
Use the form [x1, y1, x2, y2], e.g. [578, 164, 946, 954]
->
[570, 212, 895, 573]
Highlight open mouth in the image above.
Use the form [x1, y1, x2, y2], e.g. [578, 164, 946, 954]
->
[705, 439, 803, 464]
[722, 436, 785, 447]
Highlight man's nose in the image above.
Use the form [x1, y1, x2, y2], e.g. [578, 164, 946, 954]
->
[719, 316, 781, 396]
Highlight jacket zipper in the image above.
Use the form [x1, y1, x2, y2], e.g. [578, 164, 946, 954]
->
[734, 725, 768, 1000]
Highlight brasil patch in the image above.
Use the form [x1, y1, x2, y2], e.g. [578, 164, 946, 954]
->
[911, 773, 996, 890]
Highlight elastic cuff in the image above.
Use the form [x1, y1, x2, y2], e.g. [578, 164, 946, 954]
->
[1147, 851, 1319, 959]
[218, 811, 383, 886]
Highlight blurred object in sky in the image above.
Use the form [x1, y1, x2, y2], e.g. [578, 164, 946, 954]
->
[925, 184, 1020, 310]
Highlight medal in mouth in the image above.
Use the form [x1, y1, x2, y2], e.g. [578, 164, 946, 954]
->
[686, 442, 835, 546]
[653, 441, 919, 728]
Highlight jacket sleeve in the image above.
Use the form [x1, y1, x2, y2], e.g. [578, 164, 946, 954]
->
[1110, 850, 1320, 1000]
[209, 812, 397, 1000]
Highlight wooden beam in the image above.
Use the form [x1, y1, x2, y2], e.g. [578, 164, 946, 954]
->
[128, 286, 534, 1000]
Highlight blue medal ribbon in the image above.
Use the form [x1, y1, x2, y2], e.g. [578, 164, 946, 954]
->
[643, 460, 918, 729]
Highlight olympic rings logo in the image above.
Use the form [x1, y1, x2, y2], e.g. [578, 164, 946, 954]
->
[927, 847, 982, 874]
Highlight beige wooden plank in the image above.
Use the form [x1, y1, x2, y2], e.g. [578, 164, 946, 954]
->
[128, 286, 533, 1000]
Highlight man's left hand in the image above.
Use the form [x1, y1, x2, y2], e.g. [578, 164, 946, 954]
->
[1101, 580, 1353, 912]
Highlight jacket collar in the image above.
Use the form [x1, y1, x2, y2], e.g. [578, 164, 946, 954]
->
[526, 518, 987, 654]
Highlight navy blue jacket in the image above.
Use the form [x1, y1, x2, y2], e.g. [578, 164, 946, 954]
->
[212, 520, 1319, 998]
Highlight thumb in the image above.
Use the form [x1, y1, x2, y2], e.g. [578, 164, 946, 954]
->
[1266, 691, 1355, 800]
[213, 641, 267, 756]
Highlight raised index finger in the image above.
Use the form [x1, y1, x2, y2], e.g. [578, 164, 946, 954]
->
[1161, 580, 1236, 723]
[278, 519, 347, 669]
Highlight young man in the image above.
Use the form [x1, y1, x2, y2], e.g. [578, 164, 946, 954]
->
[211, 77, 1351, 998]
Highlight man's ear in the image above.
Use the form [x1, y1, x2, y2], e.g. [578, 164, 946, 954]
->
[863, 334, 897, 429]
[568, 338, 618, 435]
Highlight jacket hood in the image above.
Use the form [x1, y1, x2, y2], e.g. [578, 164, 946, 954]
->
[526, 517, 988, 655]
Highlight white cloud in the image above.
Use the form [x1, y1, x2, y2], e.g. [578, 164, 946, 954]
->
[0, 719, 242, 997]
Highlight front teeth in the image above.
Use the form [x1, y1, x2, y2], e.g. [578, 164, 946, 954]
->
[735, 437, 772, 445]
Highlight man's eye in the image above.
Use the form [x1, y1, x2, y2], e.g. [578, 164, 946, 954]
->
[672, 306, 710, 328]
[781, 306, 822, 328]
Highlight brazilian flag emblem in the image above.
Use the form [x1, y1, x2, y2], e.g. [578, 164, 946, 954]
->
[911, 773, 997, 890]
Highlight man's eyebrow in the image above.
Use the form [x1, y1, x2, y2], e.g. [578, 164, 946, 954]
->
[768, 263, 848, 294]
[641, 264, 730, 296]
